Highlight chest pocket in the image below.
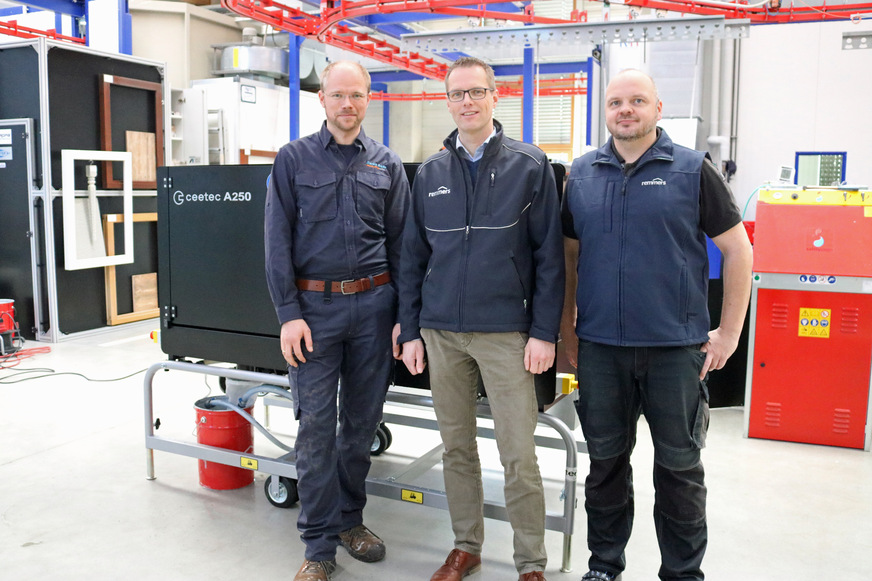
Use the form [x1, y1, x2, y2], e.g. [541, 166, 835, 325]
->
[294, 171, 338, 223]
[356, 170, 390, 225]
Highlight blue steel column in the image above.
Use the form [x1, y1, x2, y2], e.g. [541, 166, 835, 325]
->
[372, 82, 389, 147]
[522, 46, 534, 144]
[118, 0, 132, 54]
[288, 35, 304, 141]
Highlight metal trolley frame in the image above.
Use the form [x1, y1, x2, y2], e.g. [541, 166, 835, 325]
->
[144, 360, 583, 571]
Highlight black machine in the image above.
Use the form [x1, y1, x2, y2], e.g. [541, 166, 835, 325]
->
[156, 163, 567, 408]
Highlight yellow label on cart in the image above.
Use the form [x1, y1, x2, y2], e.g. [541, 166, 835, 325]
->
[401, 489, 424, 504]
[240, 457, 258, 470]
[798, 307, 831, 338]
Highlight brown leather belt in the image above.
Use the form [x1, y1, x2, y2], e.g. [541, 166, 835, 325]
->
[296, 271, 391, 295]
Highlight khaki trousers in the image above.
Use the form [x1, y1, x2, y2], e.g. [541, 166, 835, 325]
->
[421, 328, 547, 574]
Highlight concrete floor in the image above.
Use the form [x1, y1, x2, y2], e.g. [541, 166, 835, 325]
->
[1, 320, 871, 580]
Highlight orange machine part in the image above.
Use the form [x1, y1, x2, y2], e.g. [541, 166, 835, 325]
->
[753, 202, 872, 278]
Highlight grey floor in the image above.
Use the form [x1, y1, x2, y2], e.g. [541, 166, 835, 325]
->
[2, 320, 871, 580]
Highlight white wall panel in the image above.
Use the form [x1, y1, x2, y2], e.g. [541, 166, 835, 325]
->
[734, 21, 872, 219]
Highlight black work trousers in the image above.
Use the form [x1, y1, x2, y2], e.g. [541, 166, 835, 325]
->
[575, 341, 710, 581]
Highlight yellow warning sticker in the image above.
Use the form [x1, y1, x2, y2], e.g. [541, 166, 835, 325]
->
[240, 457, 258, 470]
[798, 307, 831, 338]
[401, 489, 424, 504]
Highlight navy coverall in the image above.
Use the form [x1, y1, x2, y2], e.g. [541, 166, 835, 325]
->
[264, 123, 409, 561]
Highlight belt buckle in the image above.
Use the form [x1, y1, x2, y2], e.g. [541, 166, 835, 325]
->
[340, 279, 355, 295]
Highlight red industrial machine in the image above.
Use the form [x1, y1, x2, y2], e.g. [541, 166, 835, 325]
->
[745, 187, 872, 450]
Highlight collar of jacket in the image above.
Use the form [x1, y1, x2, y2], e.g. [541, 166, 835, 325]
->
[594, 127, 674, 169]
[442, 119, 505, 160]
[316, 120, 369, 151]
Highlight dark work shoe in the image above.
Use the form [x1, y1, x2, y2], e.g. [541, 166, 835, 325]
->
[339, 524, 386, 563]
[581, 571, 615, 581]
[294, 559, 336, 581]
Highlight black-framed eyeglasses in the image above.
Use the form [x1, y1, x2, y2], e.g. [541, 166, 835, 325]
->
[446, 87, 493, 102]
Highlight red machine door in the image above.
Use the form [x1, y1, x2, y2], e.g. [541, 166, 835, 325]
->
[749, 288, 872, 449]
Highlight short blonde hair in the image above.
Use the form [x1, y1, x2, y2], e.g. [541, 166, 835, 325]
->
[320, 60, 372, 93]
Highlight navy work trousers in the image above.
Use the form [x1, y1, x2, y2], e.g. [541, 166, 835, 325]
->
[288, 283, 396, 562]
[574, 341, 710, 581]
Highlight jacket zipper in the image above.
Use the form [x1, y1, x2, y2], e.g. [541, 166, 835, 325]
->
[618, 173, 630, 345]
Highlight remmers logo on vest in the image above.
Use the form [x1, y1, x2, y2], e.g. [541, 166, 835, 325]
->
[641, 178, 667, 186]
[429, 186, 451, 197]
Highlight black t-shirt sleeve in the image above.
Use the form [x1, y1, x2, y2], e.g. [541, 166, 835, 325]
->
[699, 157, 742, 238]
[561, 184, 578, 239]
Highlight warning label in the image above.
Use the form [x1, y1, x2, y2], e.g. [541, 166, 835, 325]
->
[798, 308, 830, 339]
[401, 489, 424, 504]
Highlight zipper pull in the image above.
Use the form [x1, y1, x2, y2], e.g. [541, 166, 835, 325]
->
[523, 299, 528, 313]
[490, 170, 495, 186]
[465, 225, 470, 240]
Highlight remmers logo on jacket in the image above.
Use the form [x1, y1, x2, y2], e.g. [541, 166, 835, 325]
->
[641, 177, 667, 186]
[428, 186, 451, 197]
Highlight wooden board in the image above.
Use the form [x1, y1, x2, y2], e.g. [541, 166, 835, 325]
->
[132, 272, 158, 312]
[103, 212, 159, 326]
[126, 130, 157, 183]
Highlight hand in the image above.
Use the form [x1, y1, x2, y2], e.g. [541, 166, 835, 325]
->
[524, 337, 555, 375]
[699, 327, 740, 379]
[401, 339, 426, 375]
[391, 324, 402, 360]
[280, 319, 313, 367]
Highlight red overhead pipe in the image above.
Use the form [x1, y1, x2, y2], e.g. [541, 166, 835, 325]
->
[0, 20, 85, 44]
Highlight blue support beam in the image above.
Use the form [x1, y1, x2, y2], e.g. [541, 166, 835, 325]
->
[370, 60, 590, 85]
[522, 46, 533, 144]
[289, 35, 304, 141]
[12, 0, 84, 18]
[493, 62, 588, 76]
[118, 0, 131, 54]
[0, 6, 26, 16]
[364, 22, 414, 39]
[372, 82, 389, 147]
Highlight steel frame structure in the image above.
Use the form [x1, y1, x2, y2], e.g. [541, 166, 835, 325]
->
[144, 360, 584, 572]
[222, 0, 872, 83]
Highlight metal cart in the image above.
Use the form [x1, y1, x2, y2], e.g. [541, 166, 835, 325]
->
[144, 360, 583, 571]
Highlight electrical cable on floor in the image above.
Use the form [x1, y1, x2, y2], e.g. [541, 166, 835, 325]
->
[0, 365, 148, 384]
[0, 346, 52, 369]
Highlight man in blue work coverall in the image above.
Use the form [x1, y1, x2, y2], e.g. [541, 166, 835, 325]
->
[264, 60, 410, 581]
[561, 69, 753, 581]
[397, 56, 564, 581]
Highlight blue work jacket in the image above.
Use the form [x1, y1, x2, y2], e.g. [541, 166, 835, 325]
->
[264, 123, 410, 324]
[398, 121, 564, 344]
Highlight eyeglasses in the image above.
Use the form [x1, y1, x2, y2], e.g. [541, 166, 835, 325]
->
[446, 87, 493, 102]
[326, 92, 368, 102]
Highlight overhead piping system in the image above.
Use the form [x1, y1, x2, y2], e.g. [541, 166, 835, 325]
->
[220, 0, 761, 86]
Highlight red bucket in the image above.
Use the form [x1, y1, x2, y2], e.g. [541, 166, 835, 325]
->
[0, 299, 15, 333]
[195, 396, 255, 490]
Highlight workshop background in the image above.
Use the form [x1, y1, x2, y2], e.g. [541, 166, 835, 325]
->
[1, 0, 871, 579]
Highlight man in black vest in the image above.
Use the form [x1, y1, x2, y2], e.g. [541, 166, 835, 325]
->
[561, 69, 753, 581]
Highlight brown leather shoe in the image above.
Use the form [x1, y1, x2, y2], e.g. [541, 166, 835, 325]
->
[293, 559, 336, 581]
[430, 549, 482, 581]
[339, 524, 386, 562]
[519, 572, 546, 581]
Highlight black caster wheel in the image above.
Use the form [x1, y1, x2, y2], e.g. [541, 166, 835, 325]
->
[370, 423, 391, 456]
[380, 422, 392, 449]
[264, 475, 299, 508]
